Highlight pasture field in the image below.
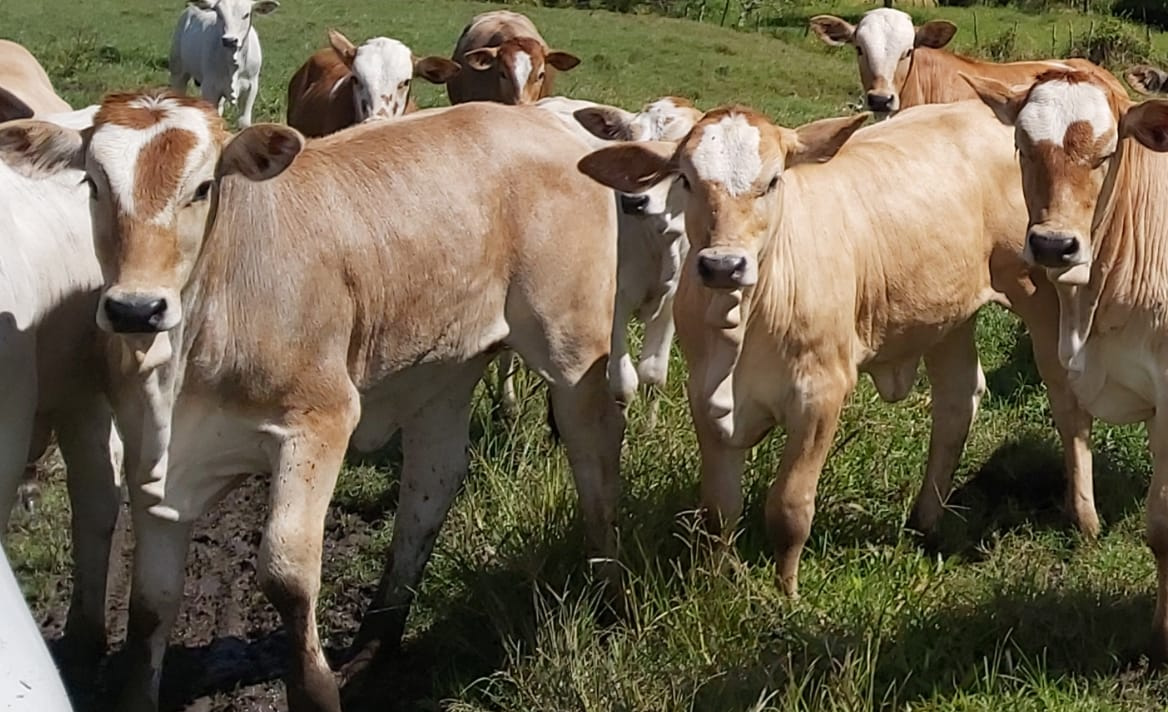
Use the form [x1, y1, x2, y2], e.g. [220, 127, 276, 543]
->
[5, 0, 1168, 710]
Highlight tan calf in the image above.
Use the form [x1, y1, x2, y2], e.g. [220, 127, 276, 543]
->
[0, 92, 623, 712]
[447, 10, 580, 105]
[286, 29, 458, 137]
[0, 39, 71, 117]
[580, 100, 1094, 596]
[967, 67, 1168, 659]
[811, 8, 1110, 116]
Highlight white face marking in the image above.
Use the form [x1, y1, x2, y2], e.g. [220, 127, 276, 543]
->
[853, 8, 915, 89]
[628, 98, 697, 143]
[205, 0, 255, 58]
[351, 37, 414, 121]
[89, 96, 215, 226]
[690, 114, 763, 197]
[512, 51, 533, 98]
[1017, 80, 1117, 150]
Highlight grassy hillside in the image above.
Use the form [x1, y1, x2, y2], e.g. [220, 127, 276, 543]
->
[3, 0, 1166, 710]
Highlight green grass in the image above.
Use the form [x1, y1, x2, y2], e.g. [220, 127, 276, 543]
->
[3, 0, 1167, 710]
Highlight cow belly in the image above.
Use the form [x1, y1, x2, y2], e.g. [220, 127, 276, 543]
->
[1068, 340, 1158, 424]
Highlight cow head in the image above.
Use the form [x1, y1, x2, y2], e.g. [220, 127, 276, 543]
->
[463, 37, 580, 105]
[327, 30, 459, 122]
[188, 0, 278, 56]
[810, 8, 956, 116]
[1126, 64, 1168, 96]
[574, 97, 702, 241]
[578, 107, 868, 291]
[966, 69, 1168, 286]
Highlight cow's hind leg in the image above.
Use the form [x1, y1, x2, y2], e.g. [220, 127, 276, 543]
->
[57, 396, 122, 666]
[342, 360, 486, 685]
[907, 318, 985, 537]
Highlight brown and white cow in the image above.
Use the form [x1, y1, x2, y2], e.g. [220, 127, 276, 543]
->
[286, 29, 459, 137]
[966, 66, 1168, 659]
[579, 99, 1095, 597]
[1127, 64, 1168, 95]
[0, 39, 71, 117]
[810, 8, 1106, 116]
[447, 10, 580, 106]
[0, 91, 623, 711]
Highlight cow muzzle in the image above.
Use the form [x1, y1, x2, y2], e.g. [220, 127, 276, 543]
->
[221, 36, 241, 50]
[1026, 228, 1083, 267]
[98, 289, 180, 334]
[696, 248, 757, 290]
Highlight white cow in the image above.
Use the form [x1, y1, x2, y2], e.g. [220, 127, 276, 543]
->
[168, 0, 278, 128]
[490, 96, 700, 426]
[0, 105, 121, 665]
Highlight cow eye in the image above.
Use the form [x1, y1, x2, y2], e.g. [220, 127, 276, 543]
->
[764, 175, 780, 195]
[192, 180, 213, 204]
[242, 11, 250, 19]
[679, 174, 691, 191]
[1092, 152, 1115, 169]
[902, 48, 913, 60]
[856, 46, 864, 57]
[538, 70, 546, 80]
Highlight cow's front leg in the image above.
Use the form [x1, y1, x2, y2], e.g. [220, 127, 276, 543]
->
[235, 75, 258, 129]
[636, 302, 676, 430]
[608, 299, 637, 409]
[767, 365, 852, 597]
[260, 404, 358, 712]
[691, 378, 748, 542]
[1146, 414, 1168, 661]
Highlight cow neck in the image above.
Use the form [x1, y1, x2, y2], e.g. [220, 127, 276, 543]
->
[899, 47, 940, 110]
[1055, 136, 1168, 373]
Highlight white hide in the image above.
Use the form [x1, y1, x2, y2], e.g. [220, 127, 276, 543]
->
[690, 113, 763, 197]
[351, 37, 415, 121]
[1017, 79, 1118, 150]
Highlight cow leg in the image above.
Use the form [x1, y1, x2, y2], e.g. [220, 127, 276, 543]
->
[767, 367, 851, 597]
[608, 301, 637, 409]
[259, 410, 356, 712]
[0, 329, 35, 533]
[636, 305, 675, 430]
[549, 359, 625, 586]
[344, 362, 484, 679]
[907, 318, 985, 536]
[494, 350, 520, 419]
[691, 382, 748, 541]
[1147, 414, 1168, 661]
[118, 510, 194, 712]
[57, 396, 123, 665]
[236, 77, 258, 129]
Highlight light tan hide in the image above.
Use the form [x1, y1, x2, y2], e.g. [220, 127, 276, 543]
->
[446, 10, 580, 105]
[579, 100, 1094, 597]
[285, 30, 458, 137]
[0, 39, 71, 117]
[810, 8, 1112, 116]
[968, 68, 1168, 660]
[0, 92, 621, 712]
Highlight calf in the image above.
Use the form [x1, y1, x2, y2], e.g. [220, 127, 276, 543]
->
[966, 66, 1168, 659]
[169, 0, 278, 128]
[580, 100, 1094, 598]
[810, 8, 1105, 116]
[0, 92, 622, 712]
[286, 30, 459, 137]
[447, 10, 580, 105]
[0, 105, 121, 667]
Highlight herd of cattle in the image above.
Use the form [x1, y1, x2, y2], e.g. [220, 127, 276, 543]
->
[3, 1, 1168, 709]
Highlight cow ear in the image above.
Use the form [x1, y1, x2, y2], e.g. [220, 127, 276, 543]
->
[218, 124, 304, 182]
[577, 141, 677, 194]
[1126, 65, 1168, 96]
[0, 119, 85, 178]
[961, 73, 1025, 126]
[573, 106, 637, 141]
[808, 15, 855, 47]
[1120, 99, 1168, 153]
[327, 29, 357, 66]
[546, 51, 581, 72]
[915, 20, 957, 49]
[187, 0, 216, 10]
[414, 56, 460, 84]
[0, 87, 34, 123]
[252, 0, 279, 14]
[786, 113, 869, 167]
[463, 47, 499, 71]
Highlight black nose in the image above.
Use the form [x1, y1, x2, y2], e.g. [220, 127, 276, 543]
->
[619, 193, 649, 216]
[1027, 230, 1081, 266]
[866, 93, 894, 112]
[221, 36, 240, 49]
[104, 296, 168, 333]
[697, 254, 748, 289]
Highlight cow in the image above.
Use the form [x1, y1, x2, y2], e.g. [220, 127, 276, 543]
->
[809, 8, 1104, 116]
[1127, 64, 1168, 95]
[517, 95, 700, 427]
[0, 105, 122, 669]
[964, 66, 1168, 659]
[169, 0, 278, 128]
[578, 99, 1096, 600]
[0, 40, 71, 117]
[286, 30, 459, 137]
[447, 10, 580, 106]
[0, 91, 623, 712]
[0, 543, 73, 711]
